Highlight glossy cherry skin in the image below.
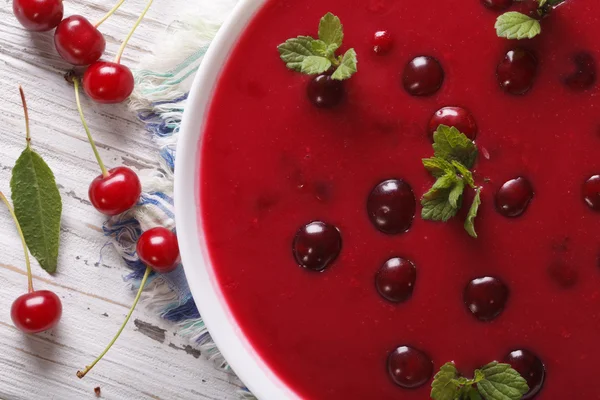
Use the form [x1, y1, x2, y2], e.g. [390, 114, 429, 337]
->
[137, 227, 180, 273]
[497, 48, 538, 95]
[373, 30, 393, 54]
[88, 166, 142, 216]
[54, 15, 106, 66]
[307, 74, 344, 108]
[11, 290, 62, 333]
[367, 179, 416, 234]
[293, 221, 342, 272]
[403, 56, 444, 96]
[464, 276, 509, 322]
[481, 0, 513, 11]
[495, 177, 534, 217]
[388, 346, 433, 389]
[583, 175, 600, 211]
[13, 0, 63, 32]
[565, 53, 597, 91]
[83, 61, 135, 104]
[375, 257, 417, 303]
[504, 349, 545, 399]
[428, 106, 478, 140]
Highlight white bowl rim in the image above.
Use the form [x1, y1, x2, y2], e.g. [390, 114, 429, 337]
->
[174, 0, 300, 399]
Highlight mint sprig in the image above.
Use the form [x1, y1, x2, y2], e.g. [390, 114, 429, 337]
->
[278, 12, 358, 80]
[431, 362, 529, 400]
[421, 125, 482, 238]
[495, 0, 565, 40]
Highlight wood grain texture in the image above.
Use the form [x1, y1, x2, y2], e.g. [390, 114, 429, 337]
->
[0, 0, 240, 398]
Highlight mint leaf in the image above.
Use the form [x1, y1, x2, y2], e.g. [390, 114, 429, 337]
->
[495, 12, 542, 40]
[421, 173, 462, 223]
[469, 391, 484, 400]
[301, 56, 332, 74]
[318, 12, 343, 49]
[278, 36, 317, 72]
[423, 157, 454, 178]
[451, 160, 475, 188]
[477, 362, 529, 400]
[11, 147, 62, 273]
[449, 178, 465, 209]
[464, 188, 482, 238]
[431, 362, 460, 400]
[433, 125, 478, 169]
[331, 48, 358, 80]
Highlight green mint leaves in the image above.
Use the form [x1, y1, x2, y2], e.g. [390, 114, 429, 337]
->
[11, 142, 62, 274]
[431, 362, 529, 400]
[421, 125, 481, 238]
[278, 12, 358, 80]
[495, 12, 541, 40]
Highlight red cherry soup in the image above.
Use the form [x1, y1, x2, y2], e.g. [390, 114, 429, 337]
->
[199, 0, 600, 398]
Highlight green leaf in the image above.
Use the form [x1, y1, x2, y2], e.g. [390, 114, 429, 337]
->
[301, 56, 332, 74]
[431, 362, 461, 400]
[495, 12, 542, 40]
[278, 36, 317, 72]
[423, 157, 454, 178]
[318, 12, 343, 49]
[547, 0, 565, 5]
[433, 125, 478, 169]
[469, 391, 484, 400]
[464, 188, 482, 238]
[331, 48, 358, 80]
[451, 160, 475, 188]
[449, 179, 465, 209]
[10, 147, 62, 273]
[477, 362, 529, 400]
[310, 40, 331, 57]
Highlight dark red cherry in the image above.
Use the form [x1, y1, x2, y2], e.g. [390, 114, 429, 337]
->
[367, 179, 416, 235]
[583, 175, 600, 211]
[388, 346, 433, 389]
[504, 350, 545, 399]
[83, 61, 135, 104]
[481, 0, 513, 11]
[307, 74, 344, 108]
[375, 257, 417, 303]
[495, 177, 534, 217]
[564, 53, 596, 91]
[464, 276, 509, 322]
[428, 106, 478, 140]
[293, 221, 342, 271]
[403, 56, 444, 96]
[13, 0, 64, 31]
[54, 15, 106, 66]
[373, 30, 393, 54]
[137, 227, 180, 274]
[497, 48, 537, 95]
[11, 290, 62, 333]
[88, 166, 142, 216]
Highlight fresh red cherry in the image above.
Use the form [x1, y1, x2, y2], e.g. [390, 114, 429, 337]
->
[307, 74, 344, 108]
[504, 349, 545, 399]
[388, 346, 433, 389]
[13, 0, 63, 31]
[497, 48, 538, 95]
[137, 227, 180, 273]
[293, 221, 342, 271]
[88, 166, 141, 216]
[565, 53, 597, 91]
[11, 290, 62, 334]
[367, 179, 416, 234]
[428, 106, 478, 140]
[83, 61, 135, 104]
[373, 30, 393, 54]
[403, 56, 444, 96]
[583, 175, 600, 211]
[495, 177, 534, 217]
[375, 257, 417, 303]
[54, 15, 106, 66]
[464, 276, 509, 322]
[481, 0, 513, 11]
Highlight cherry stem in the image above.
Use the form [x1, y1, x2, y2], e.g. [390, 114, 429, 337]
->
[114, 0, 154, 64]
[73, 78, 109, 178]
[0, 192, 34, 293]
[18, 86, 31, 149]
[77, 266, 151, 379]
[94, 0, 126, 28]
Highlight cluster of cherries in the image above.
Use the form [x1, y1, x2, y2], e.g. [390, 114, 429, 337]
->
[11, 0, 184, 380]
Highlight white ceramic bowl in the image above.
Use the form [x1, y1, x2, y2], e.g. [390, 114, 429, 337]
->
[175, 0, 299, 399]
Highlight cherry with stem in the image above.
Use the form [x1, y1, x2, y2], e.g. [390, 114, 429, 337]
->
[77, 227, 179, 378]
[72, 76, 141, 215]
[83, 0, 155, 104]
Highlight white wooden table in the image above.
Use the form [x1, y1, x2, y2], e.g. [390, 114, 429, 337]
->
[0, 1, 241, 398]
